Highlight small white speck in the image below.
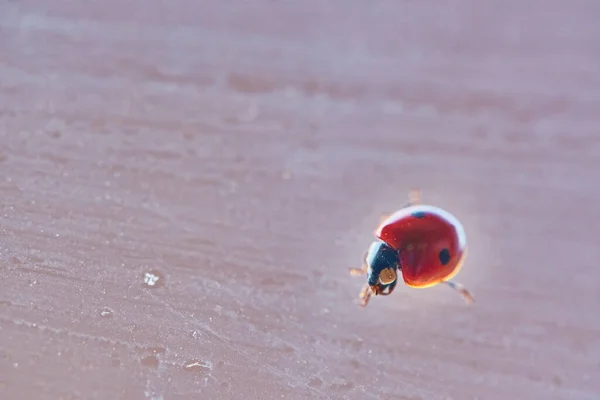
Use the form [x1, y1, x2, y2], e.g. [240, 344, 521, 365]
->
[100, 307, 114, 317]
[144, 272, 160, 286]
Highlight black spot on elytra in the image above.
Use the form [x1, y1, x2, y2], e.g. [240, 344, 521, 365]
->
[439, 248, 451, 265]
[411, 211, 426, 218]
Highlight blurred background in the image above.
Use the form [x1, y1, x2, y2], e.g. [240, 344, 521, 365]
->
[1, 1, 599, 399]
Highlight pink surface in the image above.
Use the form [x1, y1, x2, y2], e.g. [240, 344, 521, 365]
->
[1, 1, 600, 399]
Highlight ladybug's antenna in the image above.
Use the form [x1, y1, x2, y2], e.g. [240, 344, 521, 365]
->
[443, 281, 475, 304]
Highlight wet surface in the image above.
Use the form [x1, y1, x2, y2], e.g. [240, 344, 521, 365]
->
[1, 1, 600, 399]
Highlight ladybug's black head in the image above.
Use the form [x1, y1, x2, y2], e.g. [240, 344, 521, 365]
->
[365, 240, 400, 291]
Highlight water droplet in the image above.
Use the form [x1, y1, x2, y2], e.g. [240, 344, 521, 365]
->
[142, 270, 164, 289]
[183, 360, 211, 374]
[99, 307, 114, 318]
[141, 355, 159, 369]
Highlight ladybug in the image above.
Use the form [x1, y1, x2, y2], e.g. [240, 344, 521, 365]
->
[349, 189, 474, 307]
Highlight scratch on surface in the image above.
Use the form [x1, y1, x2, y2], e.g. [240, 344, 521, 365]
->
[0, 315, 205, 369]
[0, 316, 146, 351]
[144, 291, 332, 399]
[0, 316, 185, 398]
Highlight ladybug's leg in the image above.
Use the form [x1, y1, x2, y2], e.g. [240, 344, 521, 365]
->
[400, 188, 422, 209]
[379, 189, 422, 224]
[408, 188, 421, 204]
[349, 266, 368, 276]
[358, 283, 373, 307]
[443, 281, 475, 304]
[348, 250, 369, 276]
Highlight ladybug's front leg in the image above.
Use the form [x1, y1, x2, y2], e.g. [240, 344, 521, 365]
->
[358, 283, 373, 307]
[348, 250, 369, 276]
[349, 265, 367, 276]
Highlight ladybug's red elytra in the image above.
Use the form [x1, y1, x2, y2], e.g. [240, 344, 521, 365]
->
[350, 189, 474, 307]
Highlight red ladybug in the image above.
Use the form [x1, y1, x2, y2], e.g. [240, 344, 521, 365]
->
[350, 189, 474, 307]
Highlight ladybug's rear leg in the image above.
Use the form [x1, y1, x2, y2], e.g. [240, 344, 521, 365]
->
[443, 281, 475, 304]
[378, 188, 422, 223]
[401, 188, 422, 208]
